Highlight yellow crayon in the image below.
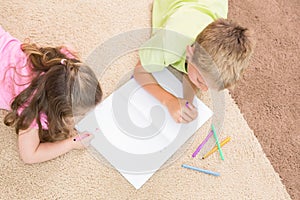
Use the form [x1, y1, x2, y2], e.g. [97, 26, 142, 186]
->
[202, 137, 231, 159]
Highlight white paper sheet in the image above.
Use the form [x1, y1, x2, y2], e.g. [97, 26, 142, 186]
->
[76, 69, 213, 189]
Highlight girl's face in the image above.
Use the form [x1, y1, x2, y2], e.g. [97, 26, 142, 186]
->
[186, 45, 208, 91]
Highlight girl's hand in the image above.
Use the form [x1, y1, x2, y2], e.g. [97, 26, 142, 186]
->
[166, 97, 198, 123]
[71, 132, 94, 150]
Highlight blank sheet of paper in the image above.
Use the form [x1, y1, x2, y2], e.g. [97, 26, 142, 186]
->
[76, 68, 213, 189]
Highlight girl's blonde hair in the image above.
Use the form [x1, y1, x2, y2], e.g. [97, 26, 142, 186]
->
[4, 43, 102, 142]
[192, 18, 255, 90]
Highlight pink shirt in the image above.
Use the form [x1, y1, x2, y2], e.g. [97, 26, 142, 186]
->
[0, 26, 48, 129]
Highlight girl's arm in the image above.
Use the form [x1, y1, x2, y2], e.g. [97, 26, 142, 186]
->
[18, 128, 93, 164]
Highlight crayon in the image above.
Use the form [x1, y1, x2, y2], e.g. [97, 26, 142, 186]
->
[73, 133, 90, 141]
[182, 164, 220, 176]
[192, 130, 213, 157]
[211, 124, 224, 160]
[202, 137, 231, 159]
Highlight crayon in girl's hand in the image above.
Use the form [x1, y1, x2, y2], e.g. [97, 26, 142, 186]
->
[73, 133, 90, 141]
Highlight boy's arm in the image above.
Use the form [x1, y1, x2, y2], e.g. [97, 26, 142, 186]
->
[18, 128, 92, 164]
[133, 60, 198, 123]
[133, 60, 176, 106]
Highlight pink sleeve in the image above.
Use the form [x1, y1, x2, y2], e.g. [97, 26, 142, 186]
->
[0, 26, 32, 110]
[17, 106, 49, 130]
[0, 26, 48, 130]
[30, 112, 48, 130]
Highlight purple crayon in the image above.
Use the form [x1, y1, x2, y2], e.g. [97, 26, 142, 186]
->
[192, 130, 213, 158]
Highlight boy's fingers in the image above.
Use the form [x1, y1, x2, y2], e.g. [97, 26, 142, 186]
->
[177, 116, 189, 124]
[176, 116, 182, 123]
[189, 108, 198, 119]
[181, 111, 193, 122]
[183, 106, 198, 119]
[185, 102, 197, 111]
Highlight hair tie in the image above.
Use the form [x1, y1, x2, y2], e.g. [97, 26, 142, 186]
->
[61, 59, 67, 65]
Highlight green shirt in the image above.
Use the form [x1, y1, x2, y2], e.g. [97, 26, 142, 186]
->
[139, 0, 228, 73]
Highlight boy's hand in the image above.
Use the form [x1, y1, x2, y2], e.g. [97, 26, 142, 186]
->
[71, 132, 94, 150]
[166, 97, 198, 123]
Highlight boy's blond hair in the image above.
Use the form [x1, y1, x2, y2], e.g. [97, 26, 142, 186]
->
[192, 18, 254, 90]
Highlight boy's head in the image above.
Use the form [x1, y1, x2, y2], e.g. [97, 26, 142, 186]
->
[186, 18, 254, 90]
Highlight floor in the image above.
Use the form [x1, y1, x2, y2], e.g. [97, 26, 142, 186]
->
[229, 0, 300, 199]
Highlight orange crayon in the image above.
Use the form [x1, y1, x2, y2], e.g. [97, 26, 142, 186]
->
[202, 137, 231, 159]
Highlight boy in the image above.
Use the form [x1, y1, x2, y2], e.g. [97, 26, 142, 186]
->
[134, 0, 254, 123]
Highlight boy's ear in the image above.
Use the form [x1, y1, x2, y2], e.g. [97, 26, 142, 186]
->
[186, 45, 195, 56]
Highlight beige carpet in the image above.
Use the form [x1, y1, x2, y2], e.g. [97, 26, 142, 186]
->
[0, 0, 291, 199]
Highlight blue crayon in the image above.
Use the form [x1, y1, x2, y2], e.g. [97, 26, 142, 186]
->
[182, 164, 220, 176]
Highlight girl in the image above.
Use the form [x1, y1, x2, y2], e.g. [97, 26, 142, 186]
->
[0, 26, 103, 164]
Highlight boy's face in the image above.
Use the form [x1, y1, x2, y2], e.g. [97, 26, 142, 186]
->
[187, 62, 208, 91]
[186, 45, 208, 91]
